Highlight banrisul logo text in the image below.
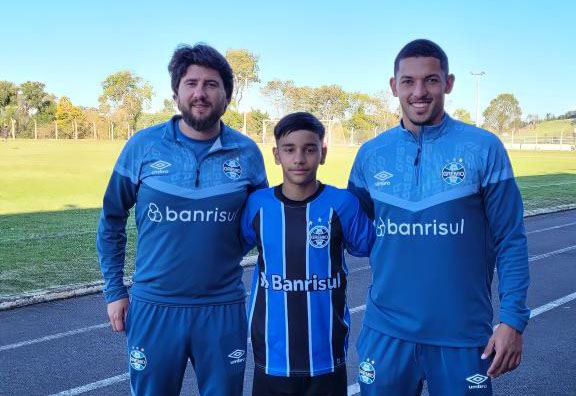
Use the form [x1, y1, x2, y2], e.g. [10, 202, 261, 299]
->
[147, 203, 239, 223]
[375, 218, 465, 237]
[442, 159, 466, 185]
[260, 272, 342, 292]
[223, 159, 242, 180]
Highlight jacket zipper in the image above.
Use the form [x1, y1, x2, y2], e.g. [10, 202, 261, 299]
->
[195, 167, 200, 187]
[413, 131, 423, 186]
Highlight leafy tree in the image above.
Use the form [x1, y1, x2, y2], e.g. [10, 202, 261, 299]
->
[247, 109, 269, 138]
[162, 98, 176, 114]
[482, 93, 522, 134]
[99, 71, 153, 134]
[308, 85, 349, 121]
[225, 49, 260, 109]
[452, 108, 473, 124]
[222, 108, 243, 131]
[0, 81, 18, 108]
[55, 97, 85, 125]
[19, 81, 54, 117]
[261, 79, 294, 117]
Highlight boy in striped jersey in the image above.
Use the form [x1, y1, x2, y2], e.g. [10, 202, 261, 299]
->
[241, 112, 375, 396]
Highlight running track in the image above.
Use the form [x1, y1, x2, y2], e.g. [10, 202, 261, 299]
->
[1, 210, 575, 396]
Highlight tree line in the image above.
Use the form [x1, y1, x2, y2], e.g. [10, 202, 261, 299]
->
[1, 48, 574, 140]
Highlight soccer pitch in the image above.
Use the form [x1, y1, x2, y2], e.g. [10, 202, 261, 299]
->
[1, 140, 575, 296]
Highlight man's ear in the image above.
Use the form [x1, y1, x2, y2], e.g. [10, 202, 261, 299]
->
[445, 74, 455, 94]
[273, 146, 280, 165]
[390, 77, 398, 97]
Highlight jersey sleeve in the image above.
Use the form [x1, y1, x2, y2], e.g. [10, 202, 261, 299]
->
[240, 193, 259, 255]
[481, 138, 530, 332]
[347, 146, 374, 220]
[344, 194, 375, 257]
[96, 138, 141, 303]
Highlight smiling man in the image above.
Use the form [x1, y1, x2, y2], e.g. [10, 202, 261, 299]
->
[348, 39, 530, 396]
[97, 43, 267, 396]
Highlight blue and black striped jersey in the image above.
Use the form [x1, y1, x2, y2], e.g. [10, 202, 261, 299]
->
[241, 184, 374, 377]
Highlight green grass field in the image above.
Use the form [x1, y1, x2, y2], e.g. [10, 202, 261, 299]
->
[516, 119, 575, 140]
[1, 140, 575, 296]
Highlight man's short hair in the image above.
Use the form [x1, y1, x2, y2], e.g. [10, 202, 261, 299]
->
[274, 112, 325, 141]
[394, 39, 449, 78]
[168, 43, 234, 101]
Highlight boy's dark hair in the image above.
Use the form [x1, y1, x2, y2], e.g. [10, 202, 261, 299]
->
[394, 39, 449, 78]
[274, 112, 325, 140]
[168, 43, 234, 101]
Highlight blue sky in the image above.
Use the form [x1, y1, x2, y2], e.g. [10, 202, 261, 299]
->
[1, 0, 574, 122]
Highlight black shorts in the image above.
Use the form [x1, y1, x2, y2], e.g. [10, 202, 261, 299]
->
[252, 365, 347, 396]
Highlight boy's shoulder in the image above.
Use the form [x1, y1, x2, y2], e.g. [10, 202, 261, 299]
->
[247, 186, 276, 205]
[320, 184, 360, 208]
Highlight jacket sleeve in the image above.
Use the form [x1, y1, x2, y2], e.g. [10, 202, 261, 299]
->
[481, 138, 530, 332]
[240, 194, 258, 255]
[347, 146, 374, 220]
[96, 138, 141, 303]
[344, 195, 375, 257]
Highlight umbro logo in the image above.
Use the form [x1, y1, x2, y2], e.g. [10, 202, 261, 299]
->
[228, 349, 246, 365]
[228, 350, 245, 359]
[150, 160, 172, 170]
[466, 374, 489, 390]
[374, 170, 393, 186]
[466, 374, 488, 385]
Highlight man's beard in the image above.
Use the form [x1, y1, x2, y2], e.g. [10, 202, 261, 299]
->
[178, 98, 227, 132]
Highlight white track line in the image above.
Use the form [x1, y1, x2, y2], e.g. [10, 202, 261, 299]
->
[41, 290, 576, 396]
[47, 373, 130, 396]
[2, 243, 574, 353]
[0, 323, 109, 352]
[529, 245, 576, 262]
[527, 222, 576, 234]
[347, 291, 576, 396]
[530, 292, 576, 318]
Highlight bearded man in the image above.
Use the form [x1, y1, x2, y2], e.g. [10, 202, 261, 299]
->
[97, 43, 267, 396]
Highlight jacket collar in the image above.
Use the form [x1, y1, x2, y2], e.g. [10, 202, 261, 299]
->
[163, 115, 240, 151]
[399, 113, 452, 141]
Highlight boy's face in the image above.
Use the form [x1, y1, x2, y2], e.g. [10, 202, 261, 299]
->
[273, 130, 327, 187]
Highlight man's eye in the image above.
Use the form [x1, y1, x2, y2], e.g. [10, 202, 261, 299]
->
[427, 78, 439, 84]
[401, 80, 413, 85]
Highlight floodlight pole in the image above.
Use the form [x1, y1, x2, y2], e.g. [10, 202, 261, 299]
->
[470, 71, 485, 127]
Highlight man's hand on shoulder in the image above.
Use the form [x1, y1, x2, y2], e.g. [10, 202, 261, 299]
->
[482, 323, 523, 378]
[107, 298, 130, 332]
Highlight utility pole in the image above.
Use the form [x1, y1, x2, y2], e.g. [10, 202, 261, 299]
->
[470, 71, 486, 127]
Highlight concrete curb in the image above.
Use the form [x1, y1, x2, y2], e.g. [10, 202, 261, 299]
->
[524, 204, 576, 217]
[0, 256, 257, 311]
[2, 204, 575, 311]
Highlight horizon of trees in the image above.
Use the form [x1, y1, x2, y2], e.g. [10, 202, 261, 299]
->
[1, 49, 574, 140]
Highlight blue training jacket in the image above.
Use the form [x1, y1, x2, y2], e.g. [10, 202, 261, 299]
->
[97, 116, 267, 305]
[348, 114, 530, 347]
[241, 184, 375, 377]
